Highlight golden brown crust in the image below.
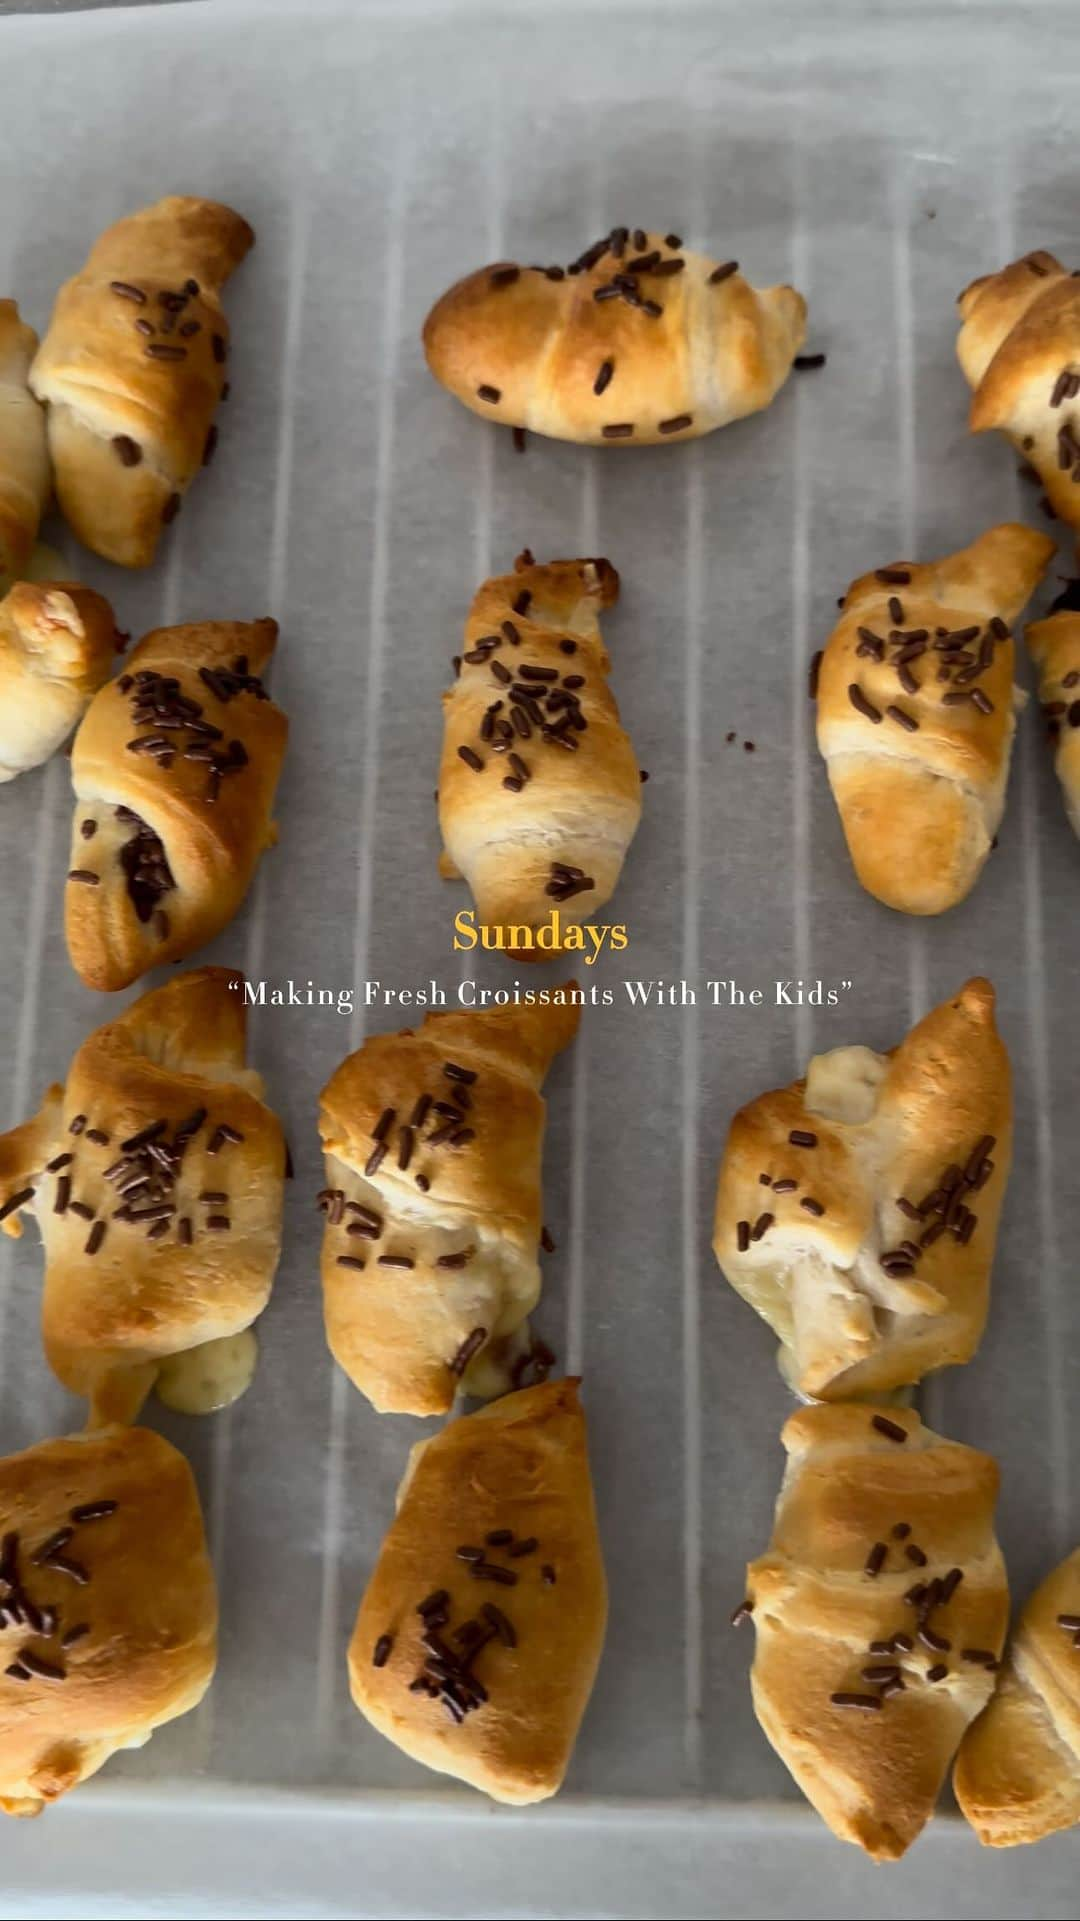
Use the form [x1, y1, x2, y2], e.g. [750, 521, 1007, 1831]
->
[439, 555, 640, 954]
[1026, 609, 1080, 837]
[816, 525, 1054, 914]
[954, 1545, 1080, 1846]
[319, 995, 579, 1415]
[0, 1424, 216, 1816]
[30, 197, 253, 567]
[957, 251, 1080, 532]
[746, 1404, 1008, 1862]
[713, 978, 1011, 1399]
[0, 582, 119, 782]
[0, 968, 285, 1425]
[0, 300, 50, 584]
[423, 231, 805, 445]
[349, 1378, 606, 1803]
[65, 617, 287, 991]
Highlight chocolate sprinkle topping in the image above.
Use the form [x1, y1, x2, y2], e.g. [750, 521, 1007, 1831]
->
[871, 1415, 908, 1444]
[848, 684, 883, 724]
[448, 1326, 487, 1376]
[0, 1187, 33, 1223]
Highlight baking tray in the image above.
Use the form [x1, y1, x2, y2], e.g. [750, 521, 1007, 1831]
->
[0, 1, 1079, 1915]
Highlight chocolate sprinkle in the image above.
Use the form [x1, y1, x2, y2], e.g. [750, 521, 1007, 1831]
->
[871, 1415, 908, 1444]
[848, 684, 883, 724]
[71, 1500, 117, 1523]
[0, 1187, 33, 1223]
[481, 1601, 517, 1646]
[448, 1326, 487, 1376]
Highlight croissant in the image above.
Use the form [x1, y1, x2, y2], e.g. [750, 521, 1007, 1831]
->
[422, 226, 806, 445]
[743, 1403, 1009, 1862]
[0, 300, 50, 586]
[318, 992, 580, 1415]
[0, 581, 118, 783]
[438, 554, 641, 957]
[1026, 592, 1080, 837]
[0, 1423, 216, 1816]
[713, 978, 1011, 1401]
[957, 250, 1080, 531]
[815, 523, 1054, 914]
[348, 1378, 607, 1804]
[954, 1544, 1080, 1846]
[30, 196, 253, 567]
[64, 616, 287, 991]
[0, 967, 286, 1426]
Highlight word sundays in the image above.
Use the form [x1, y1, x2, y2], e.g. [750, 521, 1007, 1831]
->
[453, 908, 627, 964]
[624, 978, 854, 1007]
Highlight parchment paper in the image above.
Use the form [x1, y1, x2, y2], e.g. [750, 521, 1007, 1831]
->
[0, 2, 1078, 1915]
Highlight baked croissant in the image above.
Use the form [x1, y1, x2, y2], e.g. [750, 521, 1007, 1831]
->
[0, 581, 119, 783]
[30, 196, 253, 567]
[348, 1378, 607, 1804]
[957, 250, 1080, 532]
[0, 1423, 216, 1816]
[954, 1544, 1080, 1846]
[815, 523, 1054, 914]
[0, 300, 50, 586]
[744, 1403, 1008, 1862]
[422, 226, 806, 445]
[0, 967, 286, 1427]
[438, 554, 641, 957]
[65, 616, 287, 991]
[319, 993, 580, 1415]
[713, 978, 1011, 1401]
[1027, 592, 1080, 837]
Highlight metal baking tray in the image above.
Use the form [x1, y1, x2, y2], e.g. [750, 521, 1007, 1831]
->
[0, 1, 1078, 1914]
